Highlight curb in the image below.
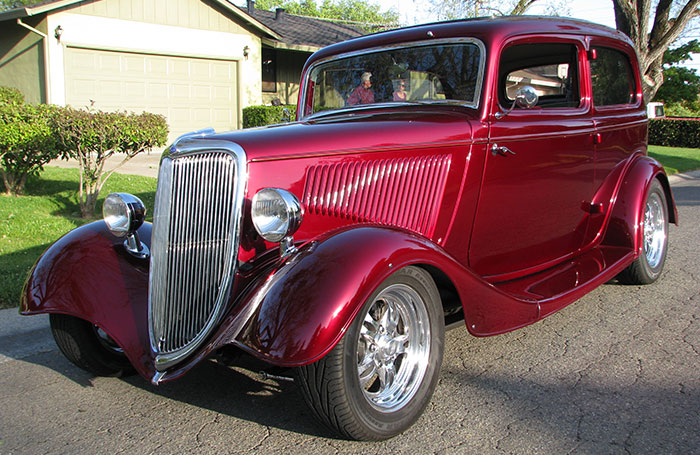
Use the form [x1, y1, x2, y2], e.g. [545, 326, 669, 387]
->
[668, 169, 700, 184]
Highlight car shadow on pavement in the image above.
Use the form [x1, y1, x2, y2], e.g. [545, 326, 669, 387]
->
[440, 367, 700, 453]
[122, 356, 334, 439]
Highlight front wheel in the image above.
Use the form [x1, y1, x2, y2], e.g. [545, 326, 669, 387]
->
[50, 314, 133, 376]
[618, 179, 669, 285]
[295, 266, 444, 440]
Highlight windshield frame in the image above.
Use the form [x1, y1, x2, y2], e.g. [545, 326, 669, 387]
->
[299, 38, 487, 120]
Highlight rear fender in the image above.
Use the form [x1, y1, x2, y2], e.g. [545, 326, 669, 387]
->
[20, 221, 155, 378]
[233, 226, 539, 366]
[603, 155, 677, 252]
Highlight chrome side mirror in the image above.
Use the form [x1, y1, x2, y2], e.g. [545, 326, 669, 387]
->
[514, 85, 538, 109]
[495, 85, 539, 119]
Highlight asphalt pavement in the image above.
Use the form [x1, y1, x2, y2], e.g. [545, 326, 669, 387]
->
[0, 170, 698, 454]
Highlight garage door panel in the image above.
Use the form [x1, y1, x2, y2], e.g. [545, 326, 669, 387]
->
[191, 61, 212, 79]
[212, 62, 233, 80]
[124, 55, 146, 74]
[98, 54, 121, 72]
[125, 82, 146, 98]
[66, 47, 238, 142]
[148, 82, 169, 99]
[148, 58, 168, 77]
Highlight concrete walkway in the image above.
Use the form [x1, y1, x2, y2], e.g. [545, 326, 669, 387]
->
[49, 151, 162, 178]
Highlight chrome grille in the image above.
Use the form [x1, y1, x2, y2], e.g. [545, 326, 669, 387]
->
[149, 144, 245, 370]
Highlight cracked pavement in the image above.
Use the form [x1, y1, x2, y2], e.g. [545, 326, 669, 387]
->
[1, 171, 698, 454]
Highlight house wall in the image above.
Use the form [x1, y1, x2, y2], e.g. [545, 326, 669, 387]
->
[262, 49, 309, 105]
[70, 0, 251, 35]
[0, 16, 47, 104]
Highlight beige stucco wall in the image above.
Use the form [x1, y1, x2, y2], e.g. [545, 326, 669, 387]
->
[0, 16, 47, 104]
[71, 0, 252, 35]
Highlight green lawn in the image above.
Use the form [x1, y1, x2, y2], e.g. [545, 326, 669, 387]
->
[0, 167, 156, 309]
[649, 145, 700, 175]
[1, 146, 699, 310]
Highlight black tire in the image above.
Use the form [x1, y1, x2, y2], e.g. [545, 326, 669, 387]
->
[617, 179, 669, 285]
[49, 313, 134, 377]
[295, 266, 444, 440]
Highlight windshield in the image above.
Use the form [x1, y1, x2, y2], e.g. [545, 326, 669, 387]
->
[305, 40, 484, 116]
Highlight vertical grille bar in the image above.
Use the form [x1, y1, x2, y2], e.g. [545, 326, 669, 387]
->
[149, 145, 245, 371]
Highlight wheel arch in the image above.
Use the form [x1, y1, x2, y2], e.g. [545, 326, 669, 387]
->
[233, 227, 476, 367]
[603, 155, 677, 253]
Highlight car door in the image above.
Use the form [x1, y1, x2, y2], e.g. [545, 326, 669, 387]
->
[584, 40, 647, 243]
[469, 37, 597, 278]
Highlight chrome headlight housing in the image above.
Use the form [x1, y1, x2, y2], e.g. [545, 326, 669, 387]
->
[251, 188, 302, 243]
[103, 193, 146, 236]
[103, 193, 149, 258]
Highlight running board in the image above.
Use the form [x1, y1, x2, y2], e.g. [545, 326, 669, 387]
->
[489, 245, 635, 304]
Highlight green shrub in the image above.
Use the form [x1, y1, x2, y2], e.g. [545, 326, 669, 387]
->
[649, 118, 700, 148]
[0, 102, 66, 195]
[243, 104, 296, 128]
[0, 86, 24, 105]
[664, 102, 700, 118]
[54, 107, 168, 217]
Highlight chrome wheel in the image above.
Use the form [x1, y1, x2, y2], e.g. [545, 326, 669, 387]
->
[644, 192, 667, 269]
[357, 283, 430, 411]
[295, 266, 444, 440]
[617, 179, 669, 285]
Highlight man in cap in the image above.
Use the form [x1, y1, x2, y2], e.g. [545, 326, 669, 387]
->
[347, 72, 375, 106]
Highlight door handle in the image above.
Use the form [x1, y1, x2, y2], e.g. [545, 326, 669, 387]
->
[491, 144, 516, 157]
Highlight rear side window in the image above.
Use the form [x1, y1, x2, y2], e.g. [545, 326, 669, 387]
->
[591, 46, 637, 106]
[498, 42, 581, 109]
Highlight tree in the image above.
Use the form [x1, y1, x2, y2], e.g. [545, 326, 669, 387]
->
[429, 0, 559, 19]
[54, 108, 168, 217]
[613, 0, 700, 102]
[653, 39, 700, 106]
[0, 0, 34, 11]
[254, 0, 399, 31]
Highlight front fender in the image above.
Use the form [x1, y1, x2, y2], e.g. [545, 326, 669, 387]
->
[234, 226, 539, 366]
[603, 155, 677, 252]
[20, 221, 155, 379]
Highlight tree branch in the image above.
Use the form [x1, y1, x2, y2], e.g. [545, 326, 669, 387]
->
[644, 0, 700, 72]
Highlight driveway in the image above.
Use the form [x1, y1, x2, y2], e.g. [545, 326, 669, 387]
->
[1, 172, 698, 454]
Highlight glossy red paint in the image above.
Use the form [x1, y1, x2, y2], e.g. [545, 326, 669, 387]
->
[21, 222, 157, 379]
[21, 17, 677, 387]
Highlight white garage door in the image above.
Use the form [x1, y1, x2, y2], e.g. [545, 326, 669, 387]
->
[65, 47, 239, 142]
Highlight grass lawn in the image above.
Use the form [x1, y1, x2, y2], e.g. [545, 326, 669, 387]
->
[0, 167, 156, 310]
[1, 145, 698, 310]
[649, 145, 700, 175]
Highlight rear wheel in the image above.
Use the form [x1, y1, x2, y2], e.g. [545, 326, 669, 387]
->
[295, 266, 444, 440]
[618, 179, 669, 284]
[50, 314, 133, 376]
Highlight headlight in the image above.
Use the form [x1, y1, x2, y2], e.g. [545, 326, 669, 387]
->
[103, 193, 146, 237]
[251, 188, 302, 243]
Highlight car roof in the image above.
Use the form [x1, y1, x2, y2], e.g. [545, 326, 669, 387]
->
[307, 16, 632, 65]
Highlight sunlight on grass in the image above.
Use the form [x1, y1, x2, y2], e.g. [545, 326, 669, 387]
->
[649, 145, 700, 175]
[0, 167, 156, 309]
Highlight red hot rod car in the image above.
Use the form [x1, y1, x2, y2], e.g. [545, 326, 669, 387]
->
[22, 17, 676, 440]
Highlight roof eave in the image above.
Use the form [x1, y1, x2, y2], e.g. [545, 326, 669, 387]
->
[0, 0, 282, 40]
[261, 38, 320, 53]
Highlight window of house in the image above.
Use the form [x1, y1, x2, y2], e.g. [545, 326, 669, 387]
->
[262, 48, 277, 93]
[499, 42, 581, 109]
[590, 46, 637, 106]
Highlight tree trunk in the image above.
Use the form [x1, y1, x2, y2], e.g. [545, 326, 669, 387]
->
[613, 0, 700, 103]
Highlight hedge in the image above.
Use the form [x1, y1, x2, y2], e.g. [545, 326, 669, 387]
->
[649, 118, 700, 148]
[242, 104, 296, 128]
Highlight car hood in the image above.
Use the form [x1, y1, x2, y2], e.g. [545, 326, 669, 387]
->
[210, 106, 477, 162]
